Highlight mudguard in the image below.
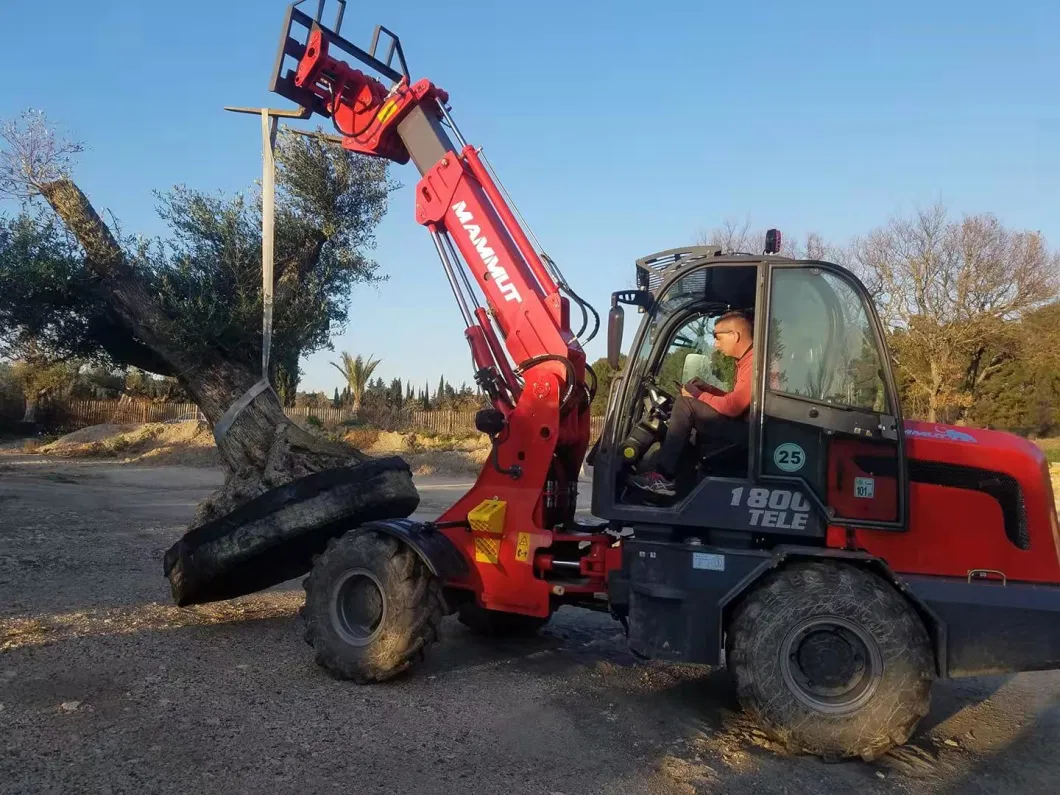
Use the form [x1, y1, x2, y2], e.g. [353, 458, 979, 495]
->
[356, 518, 470, 581]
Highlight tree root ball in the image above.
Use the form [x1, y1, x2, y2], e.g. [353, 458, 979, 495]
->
[162, 457, 420, 606]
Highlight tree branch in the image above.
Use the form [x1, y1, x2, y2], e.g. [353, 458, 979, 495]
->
[85, 311, 176, 376]
[38, 179, 124, 275]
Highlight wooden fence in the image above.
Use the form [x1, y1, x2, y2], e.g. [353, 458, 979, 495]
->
[35, 399, 608, 439]
[52, 400, 205, 427]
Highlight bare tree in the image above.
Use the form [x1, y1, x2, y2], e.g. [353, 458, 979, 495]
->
[697, 218, 840, 261]
[0, 111, 83, 201]
[698, 217, 759, 253]
[850, 202, 1059, 422]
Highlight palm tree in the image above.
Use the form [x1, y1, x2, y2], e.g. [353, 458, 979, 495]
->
[330, 352, 381, 415]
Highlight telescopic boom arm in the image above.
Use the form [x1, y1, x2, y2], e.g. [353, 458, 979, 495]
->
[270, 4, 595, 419]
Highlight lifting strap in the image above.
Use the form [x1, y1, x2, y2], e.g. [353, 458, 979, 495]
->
[213, 110, 280, 446]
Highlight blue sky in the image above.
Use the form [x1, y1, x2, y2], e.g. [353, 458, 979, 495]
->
[2, 0, 1056, 395]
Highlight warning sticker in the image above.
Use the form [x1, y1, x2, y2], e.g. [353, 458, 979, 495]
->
[855, 477, 875, 499]
[376, 99, 400, 124]
[515, 532, 531, 563]
[474, 537, 500, 564]
[692, 552, 725, 571]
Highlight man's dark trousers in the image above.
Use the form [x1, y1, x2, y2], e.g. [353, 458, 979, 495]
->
[657, 396, 744, 477]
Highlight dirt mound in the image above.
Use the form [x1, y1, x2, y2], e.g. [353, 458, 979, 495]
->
[31, 423, 492, 475]
[404, 448, 491, 476]
[47, 423, 139, 445]
[351, 429, 491, 476]
[38, 421, 220, 467]
[352, 429, 491, 456]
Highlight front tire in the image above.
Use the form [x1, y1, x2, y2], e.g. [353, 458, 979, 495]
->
[726, 561, 934, 760]
[302, 530, 444, 683]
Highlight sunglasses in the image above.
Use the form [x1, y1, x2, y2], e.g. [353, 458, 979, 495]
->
[712, 330, 737, 339]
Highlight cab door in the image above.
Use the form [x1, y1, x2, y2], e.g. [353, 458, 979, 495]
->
[753, 263, 908, 529]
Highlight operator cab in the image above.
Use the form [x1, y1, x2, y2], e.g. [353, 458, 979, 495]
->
[591, 241, 908, 545]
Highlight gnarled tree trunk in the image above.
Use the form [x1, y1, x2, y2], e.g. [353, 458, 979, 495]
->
[37, 178, 372, 526]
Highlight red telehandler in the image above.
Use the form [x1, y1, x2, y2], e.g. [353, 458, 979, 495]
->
[266, 1, 1060, 760]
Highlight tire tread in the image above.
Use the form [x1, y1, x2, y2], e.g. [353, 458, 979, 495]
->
[302, 530, 444, 683]
[727, 561, 933, 760]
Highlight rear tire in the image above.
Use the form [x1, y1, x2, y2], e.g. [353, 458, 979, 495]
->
[302, 530, 444, 683]
[457, 601, 550, 637]
[726, 561, 934, 761]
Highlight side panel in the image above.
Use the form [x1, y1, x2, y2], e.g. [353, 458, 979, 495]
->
[905, 575, 1060, 676]
[827, 437, 901, 523]
[620, 540, 771, 663]
[602, 478, 826, 537]
[851, 480, 1060, 584]
[854, 423, 1060, 584]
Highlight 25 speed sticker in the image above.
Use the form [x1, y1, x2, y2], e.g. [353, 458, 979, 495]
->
[730, 487, 811, 530]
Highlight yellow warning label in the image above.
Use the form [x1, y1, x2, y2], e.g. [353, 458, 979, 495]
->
[515, 532, 531, 563]
[376, 99, 399, 124]
[474, 537, 501, 564]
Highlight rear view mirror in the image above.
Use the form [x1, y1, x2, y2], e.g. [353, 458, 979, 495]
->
[607, 303, 624, 370]
[607, 289, 653, 370]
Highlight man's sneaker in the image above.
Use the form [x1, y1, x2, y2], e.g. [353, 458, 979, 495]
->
[629, 471, 676, 497]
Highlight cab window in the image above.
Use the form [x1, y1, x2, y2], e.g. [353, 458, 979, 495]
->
[658, 314, 736, 392]
[768, 269, 889, 413]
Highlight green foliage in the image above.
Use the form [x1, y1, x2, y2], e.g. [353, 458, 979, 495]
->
[0, 126, 394, 389]
[967, 357, 1060, 436]
[1037, 439, 1060, 464]
[0, 361, 23, 415]
[69, 366, 125, 399]
[590, 354, 628, 414]
[388, 377, 404, 409]
[330, 351, 381, 412]
[0, 210, 110, 364]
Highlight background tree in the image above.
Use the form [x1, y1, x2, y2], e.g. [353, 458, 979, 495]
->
[329, 352, 381, 415]
[0, 361, 21, 414]
[8, 343, 80, 422]
[850, 202, 1059, 423]
[966, 302, 1060, 435]
[388, 377, 404, 410]
[68, 366, 126, 400]
[0, 109, 395, 523]
[699, 218, 841, 261]
[589, 355, 627, 415]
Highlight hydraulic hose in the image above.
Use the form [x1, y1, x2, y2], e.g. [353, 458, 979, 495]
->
[515, 354, 578, 414]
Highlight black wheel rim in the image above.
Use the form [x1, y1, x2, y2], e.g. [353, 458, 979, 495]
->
[780, 615, 883, 715]
[330, 568, 386, 647]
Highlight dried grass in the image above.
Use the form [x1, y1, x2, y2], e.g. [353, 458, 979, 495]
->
[29, 422, 491, 475]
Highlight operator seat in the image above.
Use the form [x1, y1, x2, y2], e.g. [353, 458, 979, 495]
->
[676, 351, 750, 476]
[692, 416, 749, 477]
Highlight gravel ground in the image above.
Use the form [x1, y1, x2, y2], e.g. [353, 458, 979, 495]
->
[2, 455, 1059, 794]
